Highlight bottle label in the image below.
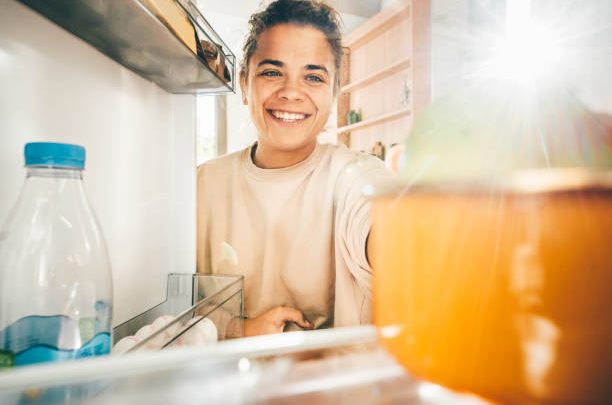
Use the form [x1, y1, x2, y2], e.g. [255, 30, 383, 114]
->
[0, 350, 14, 367]
[0, 315, 111, 367]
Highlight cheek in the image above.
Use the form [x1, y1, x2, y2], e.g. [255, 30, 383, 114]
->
[314, 92, 333, 118]
[250, 84, 274, 110]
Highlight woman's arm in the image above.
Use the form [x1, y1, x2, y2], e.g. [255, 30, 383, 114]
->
[334, 154, 394, 325]
[244, 307, 313, 336]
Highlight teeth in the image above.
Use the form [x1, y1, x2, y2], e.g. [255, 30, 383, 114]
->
[271, 110, 306, 121]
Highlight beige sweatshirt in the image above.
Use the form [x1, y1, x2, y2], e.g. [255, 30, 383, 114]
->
[196, 142, 392, 329]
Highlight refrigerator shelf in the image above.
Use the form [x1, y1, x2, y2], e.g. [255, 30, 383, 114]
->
[0, 326, 489, 405]
[113, 273, 244, 353]
[19, 0, 236, 94]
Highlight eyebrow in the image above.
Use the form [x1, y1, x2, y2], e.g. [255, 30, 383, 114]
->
[305, 64, 328, 74]
[257, 59, 329, 74]
[257, 59, 284, 68]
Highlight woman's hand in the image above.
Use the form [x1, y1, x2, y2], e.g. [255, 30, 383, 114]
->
[244, 306, 313, 336]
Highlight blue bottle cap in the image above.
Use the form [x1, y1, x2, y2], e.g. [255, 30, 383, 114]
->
[24, 142, 86, 169]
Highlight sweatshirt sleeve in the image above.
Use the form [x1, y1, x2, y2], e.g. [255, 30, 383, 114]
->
[334, 154, 394, 324]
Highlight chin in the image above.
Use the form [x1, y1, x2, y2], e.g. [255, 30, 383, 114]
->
[273, 137, 317, 153]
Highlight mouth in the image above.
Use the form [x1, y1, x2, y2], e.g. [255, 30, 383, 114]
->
[267, 109, 312, 124]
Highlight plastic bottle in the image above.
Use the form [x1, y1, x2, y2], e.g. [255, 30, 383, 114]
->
[0, 142, 113, 368]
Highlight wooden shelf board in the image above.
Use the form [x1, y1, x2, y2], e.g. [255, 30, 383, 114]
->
[344, 1, 410, 49]
[341, 57, 410, 94]
[337, 107, 411, 134]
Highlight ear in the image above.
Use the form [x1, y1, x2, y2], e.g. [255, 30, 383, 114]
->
[239, 73, 248, 105]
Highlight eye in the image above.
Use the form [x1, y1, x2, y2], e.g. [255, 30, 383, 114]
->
[306, 74, 324, 83]
[259, 70, 281, 77]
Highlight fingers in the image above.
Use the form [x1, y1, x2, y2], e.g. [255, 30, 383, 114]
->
[275, 307, 313, 330]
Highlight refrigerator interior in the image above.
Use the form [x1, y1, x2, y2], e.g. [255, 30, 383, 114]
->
[0, 1, 199, 326]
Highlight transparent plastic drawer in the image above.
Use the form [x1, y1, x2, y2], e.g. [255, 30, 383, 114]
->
[113, 273, 243, 353]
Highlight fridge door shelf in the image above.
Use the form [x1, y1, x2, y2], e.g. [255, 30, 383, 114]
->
[113, 273, 244, 353]
[18, 0, 236, 94]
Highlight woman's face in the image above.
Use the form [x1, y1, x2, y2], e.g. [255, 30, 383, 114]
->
[241, 23, 335, 165]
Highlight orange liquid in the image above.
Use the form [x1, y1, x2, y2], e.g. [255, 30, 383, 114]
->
[371, 187, 612, 404]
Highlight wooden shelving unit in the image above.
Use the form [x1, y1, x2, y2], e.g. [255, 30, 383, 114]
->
[336, 0, 430, 156]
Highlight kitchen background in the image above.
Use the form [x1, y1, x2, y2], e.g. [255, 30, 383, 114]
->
[1, 0, 611, 326]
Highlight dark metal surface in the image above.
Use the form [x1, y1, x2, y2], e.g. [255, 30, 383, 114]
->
[19, 0, 235, 94]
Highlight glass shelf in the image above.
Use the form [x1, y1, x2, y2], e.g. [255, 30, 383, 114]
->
[0, 326, 489, 405]
[19, 0, 236, 94]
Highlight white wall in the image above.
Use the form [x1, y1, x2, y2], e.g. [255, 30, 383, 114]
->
[0, 2, 196, 325]
[558, 0, 612, 113]
[430, 0, 470, 100]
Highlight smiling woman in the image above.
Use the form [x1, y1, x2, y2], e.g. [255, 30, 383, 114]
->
[242, 24, 335, 168]
[196, 0, 393, 337]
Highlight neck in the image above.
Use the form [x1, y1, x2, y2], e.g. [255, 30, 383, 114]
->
[252, 142, 317, 169]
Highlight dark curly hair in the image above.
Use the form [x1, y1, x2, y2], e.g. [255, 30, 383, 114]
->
[241, 0, 343, 91]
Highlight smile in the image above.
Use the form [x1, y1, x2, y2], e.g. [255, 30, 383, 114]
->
[267, 109, 311, 123]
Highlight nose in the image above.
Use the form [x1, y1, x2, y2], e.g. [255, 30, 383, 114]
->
[277, 78, 304, 102]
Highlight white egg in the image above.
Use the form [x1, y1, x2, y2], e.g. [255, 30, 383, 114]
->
[162, 318, 184, 341]
[135, 324, 155, 341]
[113, 335, 138, 355]
[152, 314, 174, 331]
[179, 317, 218, 346]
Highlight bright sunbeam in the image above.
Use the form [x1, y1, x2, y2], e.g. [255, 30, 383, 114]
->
[400, 0, 612, 186]
[491, 0, 563, 83]
[492, 24, 562, 82]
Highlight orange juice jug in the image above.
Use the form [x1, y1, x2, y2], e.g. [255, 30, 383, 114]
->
[370, 83, 612, 404]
